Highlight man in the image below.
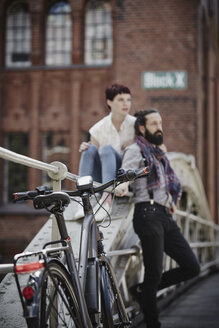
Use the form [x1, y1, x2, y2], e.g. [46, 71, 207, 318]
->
[116, 109, 200, 328]
[74, 83, 136, 220]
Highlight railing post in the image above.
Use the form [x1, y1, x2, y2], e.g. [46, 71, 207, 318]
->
[51, 180, 61, 242]
[216, 227, 219, 262]
[184, 214, 190, 241]
[47, 161, 68, 242]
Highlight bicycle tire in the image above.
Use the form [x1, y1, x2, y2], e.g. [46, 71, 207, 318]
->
[100, 260, 130, 328]
[27, 261, 83, 328]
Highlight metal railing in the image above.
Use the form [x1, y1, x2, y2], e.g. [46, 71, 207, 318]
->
[0, 147, 114, 247]
[0, 146, 219, 293]
[174, 209, 219, 269]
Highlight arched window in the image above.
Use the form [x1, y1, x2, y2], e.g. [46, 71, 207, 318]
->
[5, 1, 31, 67]
[85, 0, 112, 65]
[45, 1, 72, 66]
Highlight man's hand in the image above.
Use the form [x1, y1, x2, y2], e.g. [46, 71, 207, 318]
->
[79, 142, 90, 152]
[115, 182, 129, 197]
[168, 202, 176, 214]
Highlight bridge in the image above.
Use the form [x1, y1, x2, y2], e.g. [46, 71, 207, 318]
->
[0, 147, 219, 327]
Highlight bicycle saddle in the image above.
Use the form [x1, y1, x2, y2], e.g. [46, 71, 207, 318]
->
[33, 192, 70, 210]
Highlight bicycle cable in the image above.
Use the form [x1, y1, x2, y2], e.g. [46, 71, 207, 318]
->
[95, 180, 119, 228]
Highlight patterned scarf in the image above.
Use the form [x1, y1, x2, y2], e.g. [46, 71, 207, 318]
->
[136, 136, 182, 204]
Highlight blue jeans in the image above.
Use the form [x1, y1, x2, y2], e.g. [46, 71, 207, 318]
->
[133, 202, 200, 328]
[79, 144, 122, 183]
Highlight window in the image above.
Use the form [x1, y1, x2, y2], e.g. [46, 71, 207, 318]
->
[45, 1, 72, 66]
[85, 0, 113, 65]
[5, 1, 31, 67]
[4, 133, 28, 202]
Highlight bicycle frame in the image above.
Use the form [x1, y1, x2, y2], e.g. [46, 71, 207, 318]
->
[48, 195, 127, 327]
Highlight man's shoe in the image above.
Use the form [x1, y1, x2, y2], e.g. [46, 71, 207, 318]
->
[93, 202, 112, 222]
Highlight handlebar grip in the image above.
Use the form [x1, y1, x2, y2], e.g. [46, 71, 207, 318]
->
[13, 186, 51, 202]
[13, 191, 38, 201]
[117, 167, 150, 182]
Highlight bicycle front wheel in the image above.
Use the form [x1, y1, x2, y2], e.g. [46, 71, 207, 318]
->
[100, 260, 130, 327]
[38, 261, 83, 328]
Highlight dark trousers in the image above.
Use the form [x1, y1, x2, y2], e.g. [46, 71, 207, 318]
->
[133, 202, 200, 328]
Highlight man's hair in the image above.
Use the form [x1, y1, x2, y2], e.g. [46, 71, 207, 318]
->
[134, 109, 159, 136]
[105, 84, 131, 109]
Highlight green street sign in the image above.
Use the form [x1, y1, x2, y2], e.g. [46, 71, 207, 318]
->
[142, 71, 187, 90]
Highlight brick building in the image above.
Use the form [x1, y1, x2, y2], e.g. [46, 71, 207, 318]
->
[0, 0, 218, 260]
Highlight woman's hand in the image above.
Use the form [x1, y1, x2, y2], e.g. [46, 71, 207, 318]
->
[79, 142, 90, 152]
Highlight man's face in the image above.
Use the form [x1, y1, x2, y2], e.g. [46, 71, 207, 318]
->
[143, 112, 163, 146]
[107, 93, 131, 117]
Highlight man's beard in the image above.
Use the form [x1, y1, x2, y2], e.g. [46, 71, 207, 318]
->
[145, 129, 163, 146]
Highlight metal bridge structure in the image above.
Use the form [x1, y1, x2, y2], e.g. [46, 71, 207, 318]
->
[0, 146, 218, 327]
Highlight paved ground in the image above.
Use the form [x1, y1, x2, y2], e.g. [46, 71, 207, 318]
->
[133, 271, 219, 328]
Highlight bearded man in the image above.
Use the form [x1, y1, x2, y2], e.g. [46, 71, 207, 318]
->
[116, 109, 200, 328]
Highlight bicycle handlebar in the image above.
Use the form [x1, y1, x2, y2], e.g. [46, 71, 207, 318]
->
[13, 167, 149, 202]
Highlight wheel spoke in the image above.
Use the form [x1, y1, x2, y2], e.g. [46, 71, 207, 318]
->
[38, 262, 82, 328]
[101, 262, 130, 327]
